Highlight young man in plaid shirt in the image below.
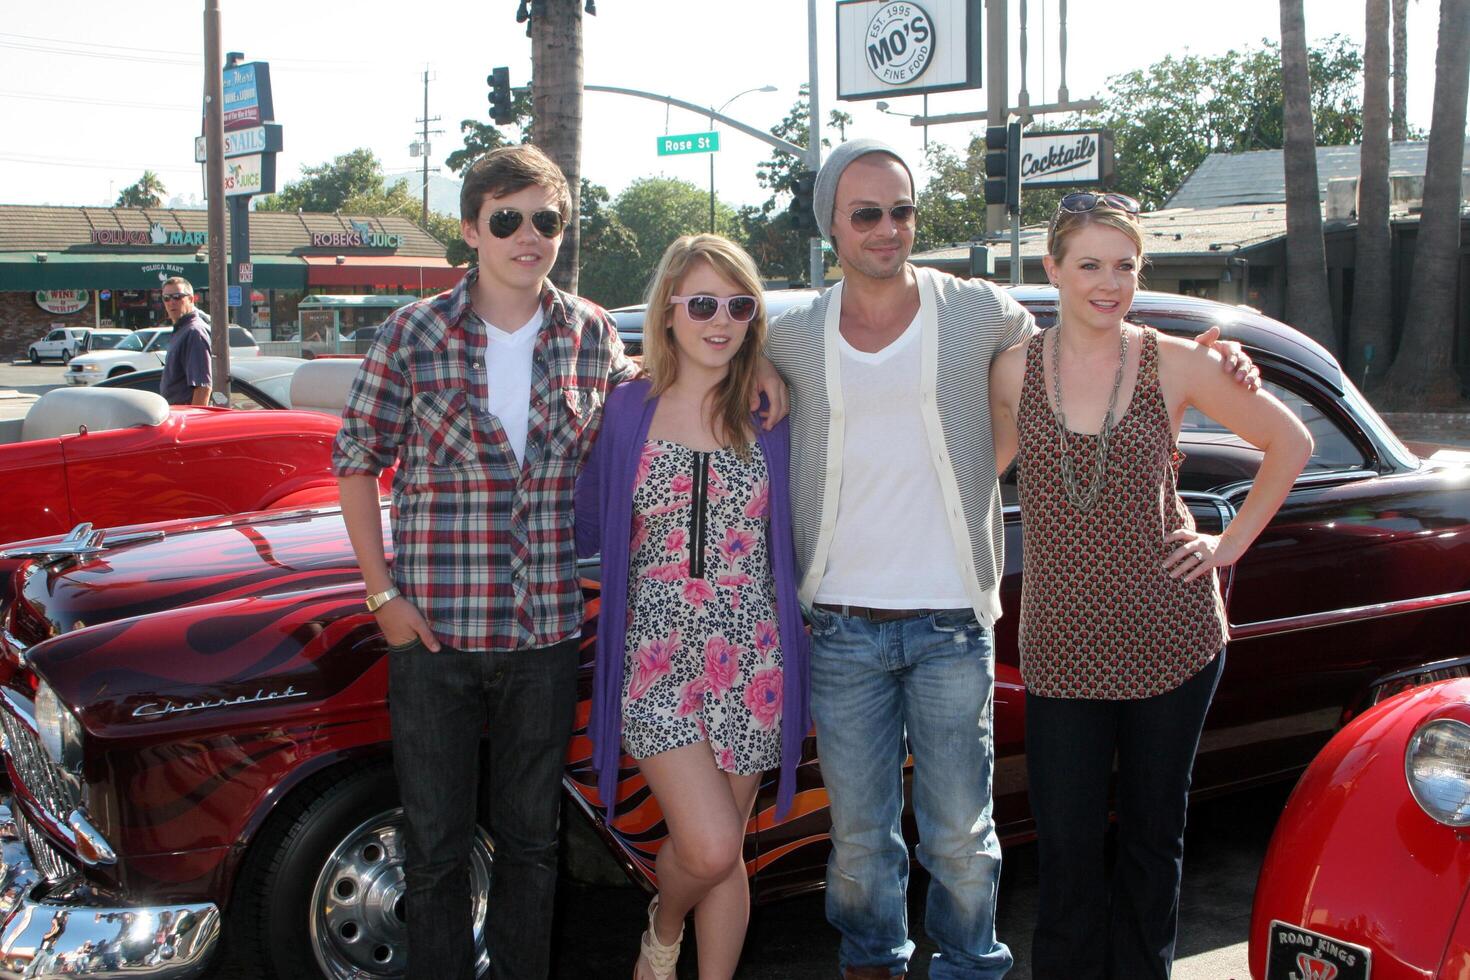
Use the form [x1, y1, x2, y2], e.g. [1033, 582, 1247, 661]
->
[333, 145, 635, 980]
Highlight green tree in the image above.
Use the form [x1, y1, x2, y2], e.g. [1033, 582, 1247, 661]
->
[1064, 36, 1365, 210]
[577, 179, 640, 308]
[585, 177, 738, 308]
[116, 170, 166, 208]
[257, 148, 386, 214]
[915, 137, 987, 250]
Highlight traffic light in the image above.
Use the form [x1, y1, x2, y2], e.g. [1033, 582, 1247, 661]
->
[790, 170, 818, 235]
[984, 120, 1022, 214]
[487, 67, 513, 126]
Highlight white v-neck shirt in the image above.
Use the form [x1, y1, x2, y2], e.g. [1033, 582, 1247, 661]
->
[813, 311, 971, 608]
[479, 310, 542, 467]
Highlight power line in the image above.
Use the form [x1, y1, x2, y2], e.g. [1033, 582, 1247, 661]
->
[0, 89, 195, 112]
[0, 153, 200, 175]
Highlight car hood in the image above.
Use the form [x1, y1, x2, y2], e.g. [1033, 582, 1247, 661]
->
[71, 349, 157, 367]
[0, 506, 382, 730]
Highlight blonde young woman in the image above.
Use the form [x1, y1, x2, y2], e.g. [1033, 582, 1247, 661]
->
[575, 235, 809, 980]
[989, 194, 1312, 979]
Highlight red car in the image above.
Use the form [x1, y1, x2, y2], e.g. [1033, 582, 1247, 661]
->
[0, 361, 374, 545]
[0, 290, 1465, 978]
[1250, 675, 1470, 980]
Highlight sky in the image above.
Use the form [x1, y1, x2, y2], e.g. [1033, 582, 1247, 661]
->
[0, 0, 1448, 215]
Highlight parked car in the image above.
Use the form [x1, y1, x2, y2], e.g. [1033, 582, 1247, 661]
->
[25, 327, 129, 364]
[1249, 674, 1470, 980]
[608, 288, 820, 355]
[65, 325, 260, 386]
[0, 289, 1465, 978]
[97, 356, 312, 411]
[0, 367, 380, 544]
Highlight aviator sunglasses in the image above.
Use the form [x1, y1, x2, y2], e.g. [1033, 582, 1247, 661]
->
[847, 204, 918, 232]
[485, 208, 565, 239]
[1058, 192, 1142, 215]
[669, 294, 760, 323]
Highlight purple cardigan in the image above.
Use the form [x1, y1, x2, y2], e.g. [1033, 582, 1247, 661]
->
[574, 378, 810, 821]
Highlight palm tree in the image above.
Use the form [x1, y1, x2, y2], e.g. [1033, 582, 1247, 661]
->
[532, 0, 584, 293]
[1392, 0, 1410, 141]
[116, 170, 167, 208]
[1382, 0, 1470, 407]
[1279, 0, 1336, 351]
[1351, 0, 1394, 388]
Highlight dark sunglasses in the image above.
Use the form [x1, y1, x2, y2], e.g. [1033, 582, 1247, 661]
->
[486, 208, 565, 239]
[848, 204, 917, 232]
[161, 293, 191, 302]
[669, 294, 759, 323]
[1058, 192, 1141, 215]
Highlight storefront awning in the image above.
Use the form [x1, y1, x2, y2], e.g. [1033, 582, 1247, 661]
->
[0, 252, 307, 291]
[302, 254, 463, 291]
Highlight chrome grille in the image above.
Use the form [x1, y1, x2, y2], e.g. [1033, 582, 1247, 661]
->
[13, 803, 72, 882]
[0, 699, 78, 821]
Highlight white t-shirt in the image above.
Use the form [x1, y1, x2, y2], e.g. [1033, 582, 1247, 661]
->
[814, 312, 971, 609]
[473, 310, 541, 468]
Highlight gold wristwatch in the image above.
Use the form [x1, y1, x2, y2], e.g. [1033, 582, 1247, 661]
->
[364, 587, 401, 613]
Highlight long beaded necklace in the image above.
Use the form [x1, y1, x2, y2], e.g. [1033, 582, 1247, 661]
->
[1049, 321, 1130, 512]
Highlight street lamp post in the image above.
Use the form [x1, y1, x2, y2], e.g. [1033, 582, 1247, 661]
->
[709, 85, 777, 233]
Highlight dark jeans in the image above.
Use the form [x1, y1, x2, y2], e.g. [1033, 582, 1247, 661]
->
[1024, 650, 1225, 980]
[389, 638, 579, 980]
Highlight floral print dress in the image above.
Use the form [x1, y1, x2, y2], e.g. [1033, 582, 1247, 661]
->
[621, 438, 784, 774]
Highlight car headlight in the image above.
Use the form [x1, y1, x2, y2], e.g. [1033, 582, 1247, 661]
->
[35, 681, 84, 773]
[79, 364, 98, 372]
[1406, 718, 1470, 826]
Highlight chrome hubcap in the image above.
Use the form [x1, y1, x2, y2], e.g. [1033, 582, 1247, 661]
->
[309, 807, 493, 978]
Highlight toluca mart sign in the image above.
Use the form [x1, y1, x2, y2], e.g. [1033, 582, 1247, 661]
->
[1019, 130, 1116, 188]
[90, 223, 208, 248]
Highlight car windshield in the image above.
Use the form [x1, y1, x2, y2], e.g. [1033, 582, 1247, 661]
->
[250, 373, 295, 407]
[142, 331, 170, 351]
[114, 333, 147, 352]
[90, 334, 127, 350]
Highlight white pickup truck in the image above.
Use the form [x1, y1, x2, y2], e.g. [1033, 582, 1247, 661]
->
[65, 324, 260, 385]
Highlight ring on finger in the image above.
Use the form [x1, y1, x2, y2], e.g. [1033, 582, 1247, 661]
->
[1194, 551, 1206, 562]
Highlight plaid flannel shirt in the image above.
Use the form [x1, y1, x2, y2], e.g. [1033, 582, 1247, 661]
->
[333, 267, 636, 651]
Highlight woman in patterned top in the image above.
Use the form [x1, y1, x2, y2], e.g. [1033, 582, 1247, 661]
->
[988, 195, 1312, 979]
[575, 235, 809, 980]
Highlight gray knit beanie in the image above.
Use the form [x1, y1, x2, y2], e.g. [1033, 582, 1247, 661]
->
[813, 138, 916, 242]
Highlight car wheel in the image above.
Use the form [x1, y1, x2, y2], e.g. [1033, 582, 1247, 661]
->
[27, 349, 39, 364]
[226, 763, 494, 979]
[107, 367, 134, 378]
[60, 349, 71, 363]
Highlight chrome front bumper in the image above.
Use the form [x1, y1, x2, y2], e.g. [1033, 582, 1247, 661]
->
[0, 800, 220, 979]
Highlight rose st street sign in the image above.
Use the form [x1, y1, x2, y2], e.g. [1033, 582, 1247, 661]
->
[657, 132, 721, 156]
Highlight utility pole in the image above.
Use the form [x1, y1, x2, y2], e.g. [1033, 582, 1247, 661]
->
[202, 0, 229, 394]
[414, 69, 443, 226]
[807, 0, 823, 288]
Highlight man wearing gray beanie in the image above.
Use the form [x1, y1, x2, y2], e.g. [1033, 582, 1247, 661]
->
[765, 138, 1026, 979]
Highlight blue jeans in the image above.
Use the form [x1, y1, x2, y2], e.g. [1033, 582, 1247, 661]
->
[389, 639, 579, 980]
[807, 606, 1011, 980]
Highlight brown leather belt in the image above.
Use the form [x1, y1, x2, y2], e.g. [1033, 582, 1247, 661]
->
[812, 603, 937, 623]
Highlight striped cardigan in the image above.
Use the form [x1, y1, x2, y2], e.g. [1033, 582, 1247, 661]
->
[767, 266, 1034, 627]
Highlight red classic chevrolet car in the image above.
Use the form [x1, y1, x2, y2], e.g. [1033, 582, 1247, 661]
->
[0, 290, 1465, 978]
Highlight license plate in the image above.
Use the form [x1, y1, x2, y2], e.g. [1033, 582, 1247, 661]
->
[1266, 920, 1371, 980]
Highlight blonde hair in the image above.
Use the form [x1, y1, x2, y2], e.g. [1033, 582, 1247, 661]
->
[1047, 206, 1146, 262]
[642, 234, 768, 456]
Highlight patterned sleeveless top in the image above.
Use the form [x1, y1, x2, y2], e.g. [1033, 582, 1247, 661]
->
[1015, 326, 1227, 700]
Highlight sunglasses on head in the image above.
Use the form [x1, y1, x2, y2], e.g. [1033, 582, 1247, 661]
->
[1058, 192, 1141, 215]
[847, 204, 917, 232]
[669, 294, 759, 323]
[486, 208, 565, 239]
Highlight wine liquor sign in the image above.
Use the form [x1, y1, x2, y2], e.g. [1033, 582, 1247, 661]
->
[1018, 130, 1116, 189]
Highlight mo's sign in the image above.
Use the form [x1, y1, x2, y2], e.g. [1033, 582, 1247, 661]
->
[836, 0, 982, 101]
[1019, 130, 1116, 189]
